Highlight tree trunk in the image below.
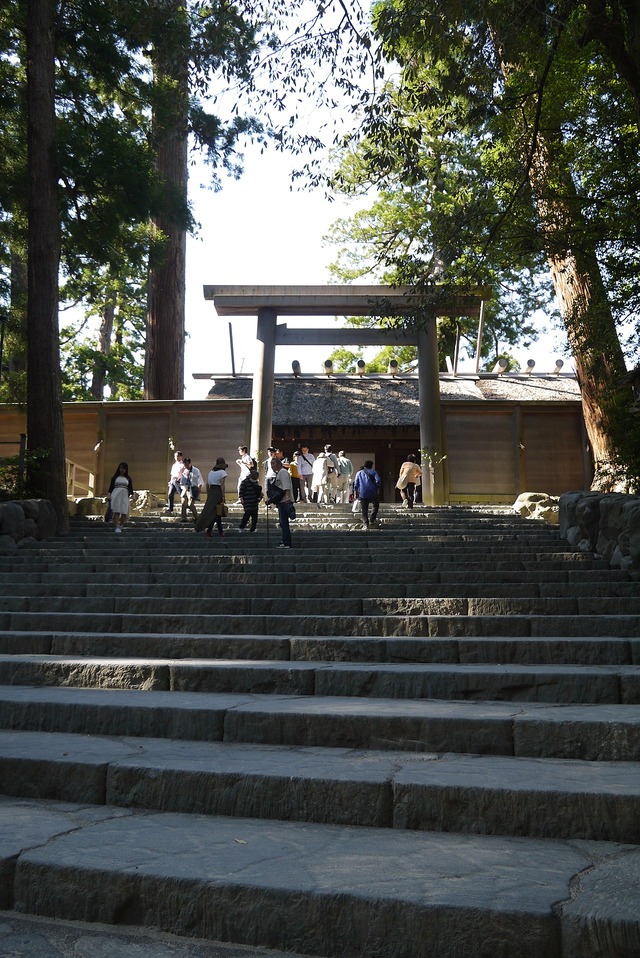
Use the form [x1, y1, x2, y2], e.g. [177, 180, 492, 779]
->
[26, 0, 69, 533]
[91, 293, 115, 400]
[528, 130, 631, 488]
[144, 0, 189, 400]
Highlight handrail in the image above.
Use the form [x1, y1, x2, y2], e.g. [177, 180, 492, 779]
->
[66, 460, 95, 498]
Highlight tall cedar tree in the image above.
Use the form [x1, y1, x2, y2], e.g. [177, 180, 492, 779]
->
[369, 0, 638, 488]
[26, 0, 69, 532]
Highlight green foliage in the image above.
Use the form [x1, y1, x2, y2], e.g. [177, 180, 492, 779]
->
[323, 0, 640, 483]
[0, 446, 48, 500]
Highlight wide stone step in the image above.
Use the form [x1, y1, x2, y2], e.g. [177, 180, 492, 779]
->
[3, 592, 639, 618]
[0, 567, 629, 587]
[1, 631, 638, 665]
[1, 609, 639, 637]
[3, 795, 638, 958]
[2, 654, 640, 704]
[2, 686, 640, 760]
[2, 730, 640, 844]
[1, 579, 636, 599]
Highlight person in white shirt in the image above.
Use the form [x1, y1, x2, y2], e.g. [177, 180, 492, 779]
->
[189, 462, 204, 501]
[235, 445, 254, 499]
[297, 445, 315, 502]
[166, 450, 184, 513]
[336, 450, 354, 504]
[179, 458, 199, 522]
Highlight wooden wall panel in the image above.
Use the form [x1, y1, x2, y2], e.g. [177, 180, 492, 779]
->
[64, 411, 99, 472]
[446, 410, 517, 496]
[174, 407, 250, 479]
[1, 398, 586, 503]
[0, 411, 26, 455]
[102, 410, 171, 495]
[522, 408, 587, 494]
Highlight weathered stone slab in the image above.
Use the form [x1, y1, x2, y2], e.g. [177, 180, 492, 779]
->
[12, 806, 614, 958]
[0, 797, 133, 908]
[530, 616, 640, 638]
[456, 636, 632, 666]
[393, 753, 640, 842]
[313, 663, 623, 704]
[224, 696, 516, 754]
[0, 687, 253, 741]
[0, 656, 169, 691]
[514, 705, 640, 761]
[169, 661, 316, 695]
[51, 632, 291, 660]
[0, 632, 53, 655]
[559, 847, 640, 958]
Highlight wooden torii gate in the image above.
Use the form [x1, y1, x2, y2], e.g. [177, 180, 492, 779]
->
[203, 285, 489, 505]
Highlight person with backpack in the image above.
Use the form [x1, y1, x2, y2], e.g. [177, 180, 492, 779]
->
[265, 457, 294, 548]
[324, 444, 340, 503]
[178, 457, 199, 523]
[238, 468, 264, 532]
[297, 445, 315, 502]
[336, 450, 354, 504]
[353, 459, 382, 530]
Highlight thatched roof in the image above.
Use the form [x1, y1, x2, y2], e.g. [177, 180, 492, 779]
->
[205, 375, 580, 427]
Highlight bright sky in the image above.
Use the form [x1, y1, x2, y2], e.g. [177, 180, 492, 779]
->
[182, 148, 380, 399]
[183, 148, 573, 400]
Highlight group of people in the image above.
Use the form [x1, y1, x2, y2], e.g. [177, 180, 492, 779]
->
[258, 445, 354, 506]
[105, 445, 422, 543]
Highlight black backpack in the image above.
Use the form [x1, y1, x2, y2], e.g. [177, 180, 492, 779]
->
[266, 476, 285, 504]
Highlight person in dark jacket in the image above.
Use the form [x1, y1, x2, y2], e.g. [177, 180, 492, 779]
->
[238, 468, 264, 532]
[352, 459, 382, 530]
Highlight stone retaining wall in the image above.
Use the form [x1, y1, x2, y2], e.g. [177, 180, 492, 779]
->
[560, 491, 640, 575]
[0, 499, 58, 549]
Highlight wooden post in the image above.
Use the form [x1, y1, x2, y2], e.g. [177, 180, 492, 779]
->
[251, 307, 277, 464]
[417, 315, 445, 505]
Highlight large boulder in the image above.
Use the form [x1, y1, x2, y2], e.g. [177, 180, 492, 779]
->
[512, 492, 559, 525]
[0, 499, 57, 545]
[574, 492, 604, 551]
[560, 491, 640, 574]
[596, 494, 633, 562]
[0, 501, 26, 541]
[72, 497, 108, 517]
[132, 489, 166, 513]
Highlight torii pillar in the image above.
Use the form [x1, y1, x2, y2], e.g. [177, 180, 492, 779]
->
[250, 307, 277, 463]
[417, 313, 445, 505]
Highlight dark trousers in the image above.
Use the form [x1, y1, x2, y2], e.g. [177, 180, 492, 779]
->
[167, 479, 181, 510]
[276, 501, 292, 546]
[360, 496, 379, 526]
[291, 477, 301, 501]
[239, 508, 258, 531]
[401, 482, 416, 507]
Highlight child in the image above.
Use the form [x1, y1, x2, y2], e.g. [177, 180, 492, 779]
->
[238, 468, 263, 532]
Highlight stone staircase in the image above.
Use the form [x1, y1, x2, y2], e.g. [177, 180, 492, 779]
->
[0, 504, 639, 958]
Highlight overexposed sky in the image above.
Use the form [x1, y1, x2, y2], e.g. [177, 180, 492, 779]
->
[183, 146, 378, 398]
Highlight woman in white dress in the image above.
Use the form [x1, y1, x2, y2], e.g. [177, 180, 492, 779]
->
[107, 462, 134, 533]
